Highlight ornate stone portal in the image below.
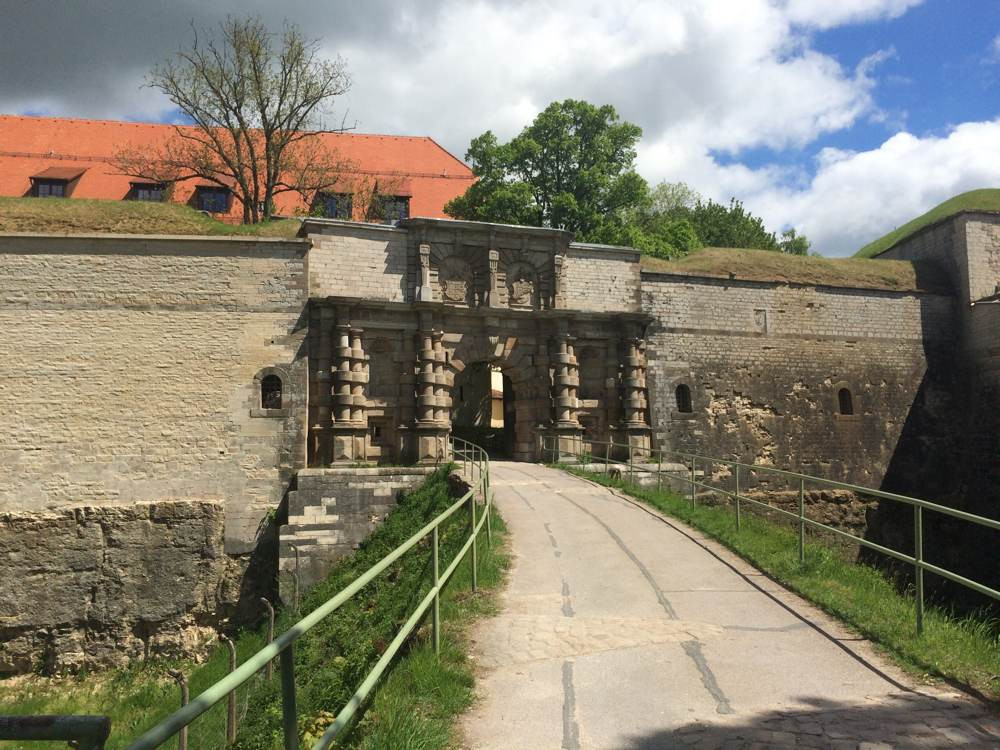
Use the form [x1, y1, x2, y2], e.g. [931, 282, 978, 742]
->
[306, 218, 650, 464]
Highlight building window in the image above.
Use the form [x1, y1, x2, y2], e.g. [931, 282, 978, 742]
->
[379, 196, 410, 224]
[132, 183, 166, 202]
[675, 384, 693, 413]
[317, 192, 352, 220]
[34, 180, 67, 198]
[261, 374, 283, 410]
[838, 388, 854, 416]
[197, 186, 230, 213]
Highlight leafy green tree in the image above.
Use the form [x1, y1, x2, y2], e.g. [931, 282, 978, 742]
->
[682, 198, 779, 251]
[647, 181, 702, 217]
[445, 100, 646, 239]
[778, 227, 811, 255]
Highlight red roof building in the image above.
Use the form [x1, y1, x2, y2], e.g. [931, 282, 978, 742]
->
[0, 115, 475, 223]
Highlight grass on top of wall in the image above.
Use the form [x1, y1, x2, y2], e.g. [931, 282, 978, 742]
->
[0, 195, 302, 238]
[639, 247, 945, 293]
[854, 188, 1000, 259]
[0, 466, 509, 750]
[564, 467, 1000, 703]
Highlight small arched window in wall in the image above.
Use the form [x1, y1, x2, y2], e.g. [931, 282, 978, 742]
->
[261, 374, 283, 410]
[675, 384, 693, 413]
[251, 367, 290, 418]
[838, 387, 854, 416]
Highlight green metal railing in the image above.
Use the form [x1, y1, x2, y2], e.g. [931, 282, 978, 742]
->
[120, 436, 492, 750]
[544, 436, 1000, 635]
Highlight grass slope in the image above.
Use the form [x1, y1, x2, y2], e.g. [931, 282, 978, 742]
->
[640, 247, 942, 292]
[0, 196, 302, 238]
[567, 468, 1000, 702]
[855, 188, 1000, 259]
[0, 467, 508, 750]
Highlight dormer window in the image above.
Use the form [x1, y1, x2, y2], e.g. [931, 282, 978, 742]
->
[196, 186, 230, 213]
[380, 196, 410, 224]
[30, 167, 85, 198]
[131, 182, 166, 202]
[316, 192, 353, 220]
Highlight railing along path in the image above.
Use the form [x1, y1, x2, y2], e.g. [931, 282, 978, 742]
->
[544, 436, 1000, 636]
[0, 437, 491, 750]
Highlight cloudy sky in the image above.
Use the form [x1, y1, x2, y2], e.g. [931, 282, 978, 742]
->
[1, 0, 999, 255]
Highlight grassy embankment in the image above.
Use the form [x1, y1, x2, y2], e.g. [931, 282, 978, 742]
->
[639, 246, 945, 292]
[0, 466, 508, 749]
[0, 195, 302, 238]
[565, 467, 1000, 702]
[854, 188, 1000, 258]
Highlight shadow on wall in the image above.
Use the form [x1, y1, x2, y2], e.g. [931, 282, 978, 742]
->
[619, 694, 998, 749]
[866, 284, 1000, 612]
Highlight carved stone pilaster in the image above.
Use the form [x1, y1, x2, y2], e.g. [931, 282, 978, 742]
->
[416, 243, 433, 301]
[410, 321, 450, 463]
[547, 331, 583, 460]
[330, 312, 368, 463]
[488, 249, 501, 308]
[620, 335, 650, 457]
[553, 254, 566, 309]
[310, 305, 335, 466]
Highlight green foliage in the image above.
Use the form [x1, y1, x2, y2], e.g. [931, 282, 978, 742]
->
[445, 99, 647, 239]
[568, 468, 1000, 701]
[778, 227, 810, 255]
[681, 197, 779, 251]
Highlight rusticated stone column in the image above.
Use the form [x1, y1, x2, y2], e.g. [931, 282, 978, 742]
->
[488, 249, 501, 308]
[620, 335, 651, 458]
[330, 310, 368, 463]
[547, 330, 583, 460]
[410, 315, 450, 463]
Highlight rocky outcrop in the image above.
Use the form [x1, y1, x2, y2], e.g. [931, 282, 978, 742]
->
[0, 499, 234, 674]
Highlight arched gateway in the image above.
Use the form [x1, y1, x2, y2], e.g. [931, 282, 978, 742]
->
[304, 217, 651, 464]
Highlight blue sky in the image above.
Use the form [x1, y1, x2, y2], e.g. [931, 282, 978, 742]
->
[1, 0, 998, 255]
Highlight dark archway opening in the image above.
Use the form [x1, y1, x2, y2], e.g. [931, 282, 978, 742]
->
[451, 362, 515, 457]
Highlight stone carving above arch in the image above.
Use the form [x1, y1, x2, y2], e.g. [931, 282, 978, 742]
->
[506, 261, 537, 309]
[437, 256, 474, 306]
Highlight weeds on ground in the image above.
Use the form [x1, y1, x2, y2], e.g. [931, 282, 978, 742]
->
[567, 467, 1000, 702]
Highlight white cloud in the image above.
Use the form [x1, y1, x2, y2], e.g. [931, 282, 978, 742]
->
[781, 0, 923, 29]
[743, 120, 1000, 256]
[6, 0, 993, 258]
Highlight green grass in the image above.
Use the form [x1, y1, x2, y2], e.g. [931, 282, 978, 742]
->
[0, 195, 303, 238]
[854, 188, 1000, 258]
[640, 247, 945, 292]
[0, 466, 509, 749]
[564, 467, 1000, 701]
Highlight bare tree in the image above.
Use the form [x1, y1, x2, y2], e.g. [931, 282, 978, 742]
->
[115, 16, 353, 223]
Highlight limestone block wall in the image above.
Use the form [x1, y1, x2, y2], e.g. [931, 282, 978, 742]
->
[642, 272, 958, 488]
[564, 243, 641, 312]
[306, 221, 410, 301]
[0, 234, 309, 553]
[279, 467, 436, 600]
[0, 499, 229, 674]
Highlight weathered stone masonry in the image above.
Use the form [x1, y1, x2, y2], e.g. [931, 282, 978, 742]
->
[1, 210, 996, 671]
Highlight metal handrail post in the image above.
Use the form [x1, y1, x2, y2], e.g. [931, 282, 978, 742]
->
[432, 525, 441, 654]
[280, 646, 298, 750]
[690, 457, 696, 506]
[628, 443, 634, 485]
[915, 505, 925, 635]
[656, 450, 662, 492]
[167, 671, 188, 750]
[798, 478, 806, 564]
[470, 494, 478, 593]
[604, 440, 610, 475]
[734, 463, 741, 531]
[219, 635, 237, 745]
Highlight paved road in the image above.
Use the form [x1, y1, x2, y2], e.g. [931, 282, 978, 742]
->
[461, 462, 1000, 749]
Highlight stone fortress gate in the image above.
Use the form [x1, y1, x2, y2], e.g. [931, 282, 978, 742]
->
[305, 217, 652, 466]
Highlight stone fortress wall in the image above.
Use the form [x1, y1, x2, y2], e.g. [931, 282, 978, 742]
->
[0, 211, 996, 672]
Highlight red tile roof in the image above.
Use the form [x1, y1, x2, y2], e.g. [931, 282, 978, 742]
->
[0, 115, 474, 221]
